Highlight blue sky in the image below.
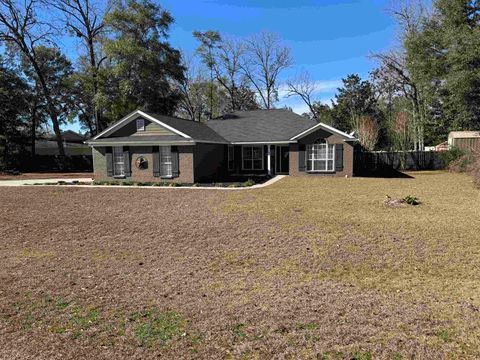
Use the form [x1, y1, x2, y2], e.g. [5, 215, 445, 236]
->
[64, 0, 398, 132]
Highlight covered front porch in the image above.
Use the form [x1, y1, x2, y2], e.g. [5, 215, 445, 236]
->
[227, 143, 291, 176]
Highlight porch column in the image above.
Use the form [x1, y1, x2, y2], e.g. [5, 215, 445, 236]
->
[267, 145, 272, 176]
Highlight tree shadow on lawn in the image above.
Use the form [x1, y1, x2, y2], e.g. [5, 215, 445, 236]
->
[356, 168, 415, 178]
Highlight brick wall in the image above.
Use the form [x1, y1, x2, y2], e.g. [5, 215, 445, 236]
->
[289, 130, 354, 177]
[193, 143, 227, 182]
[92, 145, 194, 183]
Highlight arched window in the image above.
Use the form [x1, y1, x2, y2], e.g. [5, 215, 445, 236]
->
[306, 139, 335, 172]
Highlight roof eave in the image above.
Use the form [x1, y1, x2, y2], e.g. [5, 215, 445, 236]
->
[231, 140, 297, 145]
[91, 110, 192, 140]
[289, 122, 356, 141]
[86, 140, 196, 146]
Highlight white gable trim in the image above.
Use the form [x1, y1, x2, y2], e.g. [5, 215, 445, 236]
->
[289, 122, 356, 141]
[92, 110, 191, 140]
[231, 141, 296, 145]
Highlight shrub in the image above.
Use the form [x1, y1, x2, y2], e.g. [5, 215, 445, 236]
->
[136, 182, 151, 186]
[449, 154, 474, 173]
[468, 154, 480, 187]
[243, 179, 255, 187]
[448, 149, 480, 187]
[93, 180, 108, 185]
[403, 195, 420, 206]
[441, 146, 465, 167]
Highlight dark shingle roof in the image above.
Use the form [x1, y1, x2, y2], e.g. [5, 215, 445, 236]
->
[145, 113, 228, 143]
[205, 109, 319, 142]
[87, 135, 188, 144]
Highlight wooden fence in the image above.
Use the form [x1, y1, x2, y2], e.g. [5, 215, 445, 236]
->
[2, 154, 93, 172]
[452, 138, 480, 153]
[354, 150, 446, 176]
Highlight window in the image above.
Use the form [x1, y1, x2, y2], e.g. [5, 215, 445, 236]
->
[242, 145, 263, 170]
[136, 118, 145, 131]
[306, 139, 335, 172]
[228, 146, 234, 171]
[160, 146, 172, 177]
[113, 146, 125, 177]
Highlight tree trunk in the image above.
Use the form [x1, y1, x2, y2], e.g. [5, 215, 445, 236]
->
[87, 35, 101, 134]
[31, 107, 36, 157]
[28, 54, 66, 157]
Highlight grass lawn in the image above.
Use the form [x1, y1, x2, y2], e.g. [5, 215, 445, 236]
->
[0, 171, 479, 359]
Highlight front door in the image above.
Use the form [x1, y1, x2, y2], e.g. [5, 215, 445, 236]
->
[276, 145, 289, 174]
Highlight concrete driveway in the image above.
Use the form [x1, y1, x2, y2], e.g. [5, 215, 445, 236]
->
[0, 178, 93, 186]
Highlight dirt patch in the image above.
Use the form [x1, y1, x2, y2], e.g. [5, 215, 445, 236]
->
[0, 174, 479, 359]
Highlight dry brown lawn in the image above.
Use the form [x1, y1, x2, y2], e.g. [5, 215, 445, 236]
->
[0, 171, 479, 359]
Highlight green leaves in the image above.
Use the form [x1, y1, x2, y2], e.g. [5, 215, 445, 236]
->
[101, 0, 184, 121]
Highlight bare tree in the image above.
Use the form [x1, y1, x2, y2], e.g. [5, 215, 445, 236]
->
[177, 53, 209, 122]
[0, 0, 66, 155]
[372, 50, 425, 150]
[212, 36, 247, 111]
[286, 69, 317, 118]
[49, 0, 108, 133]
[240, 31, 292, 109]
[358, 116, 379, 150]
[388, 0, 429, 41]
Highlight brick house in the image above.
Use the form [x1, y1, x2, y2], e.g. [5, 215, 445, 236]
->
[86, 109, 356, 183]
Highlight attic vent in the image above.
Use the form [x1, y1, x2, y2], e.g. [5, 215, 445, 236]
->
[136, 119, 145, 131]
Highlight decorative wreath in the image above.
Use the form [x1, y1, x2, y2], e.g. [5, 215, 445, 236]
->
[135, 156, 148, 170]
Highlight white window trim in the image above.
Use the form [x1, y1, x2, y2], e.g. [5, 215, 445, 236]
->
[136, 118, 145, 131]
[159, 146, 173, 178]
[306, 142, 335, 172]
[241, 145, 264, 171]
[112, 146, 125, 177]
[228, 145, 235, 171]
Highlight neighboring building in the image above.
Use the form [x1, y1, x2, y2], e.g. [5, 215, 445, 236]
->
[86, 109, 357, 183]
[448, 131, 480, 152]
[35, 130, 90, 155]
[425, 141, 449, 152]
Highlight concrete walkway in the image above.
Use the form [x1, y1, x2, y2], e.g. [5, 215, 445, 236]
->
[0, 175, 286, 190]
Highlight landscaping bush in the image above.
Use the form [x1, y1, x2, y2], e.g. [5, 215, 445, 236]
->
[243, 178, 255, 187]
[441, 146, 465, 167]
[448, 149, 480, 187]
[403, 195, 420, 206]
[468, 153, 480, 187]
[448, 153, 474, 173]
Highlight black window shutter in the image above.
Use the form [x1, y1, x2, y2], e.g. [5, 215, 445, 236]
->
[335, 144, 344, 172]
[298, 144, 306, 172]
[106, 147, 113, 176]
[123, 146, 131, 176]
[171, 146, 179, 177]
[152, 146, 160, 177]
